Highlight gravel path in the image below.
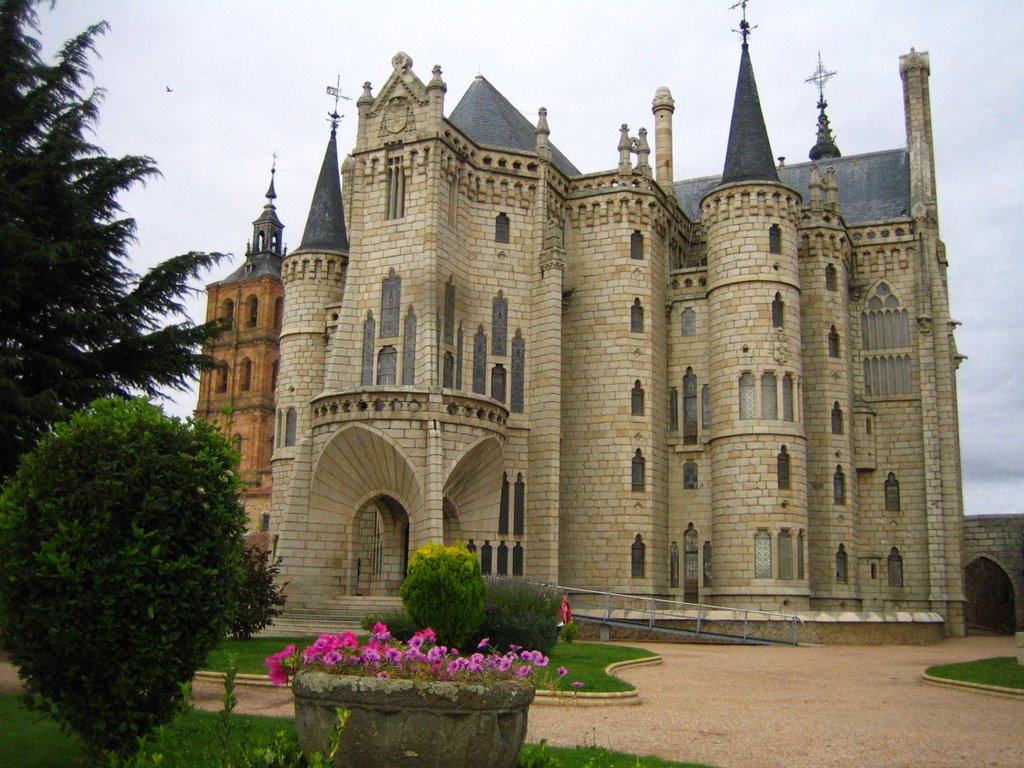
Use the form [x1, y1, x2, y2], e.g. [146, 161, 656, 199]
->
[3, 636, 1022, 767]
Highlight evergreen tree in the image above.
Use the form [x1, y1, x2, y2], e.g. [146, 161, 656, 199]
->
[0, 0, 226, 477]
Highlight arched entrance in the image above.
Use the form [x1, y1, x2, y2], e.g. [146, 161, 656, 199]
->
[353, 495, 409, 596]
[964, 556, 1016, 634]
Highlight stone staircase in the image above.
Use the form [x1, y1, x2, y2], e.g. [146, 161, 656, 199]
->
[260, 596, 404, 637]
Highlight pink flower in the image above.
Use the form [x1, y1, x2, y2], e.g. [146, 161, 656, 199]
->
[477, 637, 490, 649]
[557, 667, 568, 677]
[516, 666, 532, 678]
[268, 663, 289, 686]
[572, 681, 585, 690]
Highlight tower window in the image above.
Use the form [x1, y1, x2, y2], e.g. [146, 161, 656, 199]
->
[777, 446, 790, 490]
[683, 368, 698, 443]
[739, 373, 755, 419]
[681, 307, 697, 336]
[630, 230, 644, 260]
[701, 384, 712, 430]
[885, 472, 901, 512]
[443, 279, 456, 344]
[402, 308, 417, 385]
[222, 299, 235, 327]
[215, 366, 228, 394]
[703, 540, 712, 587]
[376, 346, 397, 385]
[361, 313, 376, 386]
[831, 402, 844, 434]
[631, 534, 646, 578]
[768, 224, 782, 254]
[782, 374, 794, 421]
[491, 364, 507, 402]
[668, 387, 679, 431]
[833, 465, 846, 505]
[888, 547, 904, 587]
[512, 542, 524, 576]
[385, 154, 406, 220]
[246, 295, 259, 328]
[631, 449, 645, 491]
[480, 541, 492, 575]
[472, 326, 487, 395]
[778, 529, 792, 580]
[498, 473, 509, 535]
[513, 473, 525, 536]
[835, 543, 848, 583]
[670, 541, 680, 588]
[631, 380, 645, 416]
[631, 298, 644, 333]
[825, 263, 837, 291]
[442, 351, 455, 388]
[240, 358, 252, 392]
[683, 461, 698, 490]
[761, 373, 777, 419]
[771, 293, 784, 328]
[284, 408, 297, 447]
[828, 326, 840, 358]
[497, 542, 508, 576]
[511, 330, 525, 413]
[380, 269, 401, 338]
[754, 530, 772, 579]
[495, 213, 510, 243]
[492, 291, 508, 356]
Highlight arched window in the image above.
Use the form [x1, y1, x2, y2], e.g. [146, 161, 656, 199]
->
[492, 291, 508, 356]
[831, 402, 844, 434]
[701, 384, 712, 429]
[777, 446, 790, 490]
[631, 534, 646, 578]
[833, 465, 846, 505]
[797, 530, 805, 580]
[885, 472, 901, 512]
[768, 224, 782, 254]
[472, 326, 487, 394]
[631, 380, 645, 416]
[377, 346, 397, 385]
[684, 525, 698, 598]
[828, 326, 840, 358]
[683, 368, 698, 443]
[668, 387, 679, 431]
[835, 544, 848, 583]
[491, 364, 507, 402]
[513, 473, 525, 536]
[442, 352, 455, 388]
[480, 541, 492, 575]
[498, 473, 509, 535]
[222, 299, 235, 327]
[511, 330, 525, 413]
[380, 269, 401, 338]
[456, 324, 464, 390]
[497, 542, 509, 576]
[630, 298, 644, 333]
[825, 263, 837, 291]
[778, 529, 792, 579]
[739, 373, 755, 419]
[246, 295, 259, 328]
[361, 312, 376, 386]
[495, 213, 510, 243]
[466, 539, 477, 554]
[402, 308, 417, 385]
[861, 282, 913, 396]
[512, 542, 524, 576]
[631, 449, 645, 491]
[887, 547, 904, 587]
[284, 408, 297, 447]
[782, 374, 794, 421]
[443, 278, 456, 344]
[761, 372, 777, 419]
[274, 297, 284, 330]
[703, 540, 713, 586]
[754, 530, 772, 579]
[240, 358, 252, 392]
[683, 461, 698, 490]
[771, 292, 784, 328]
[669, 541, 680, 588]
[386, 154, 405, 219]
[215, 366, 228, 394]
[630, 230, 644, 260]
[681, 307, 697, 336]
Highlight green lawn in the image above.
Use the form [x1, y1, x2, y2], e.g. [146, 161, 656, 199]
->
[205, 637, 658, 693]
[0, 693, 713, 768]
[925, 656, 1024, 690]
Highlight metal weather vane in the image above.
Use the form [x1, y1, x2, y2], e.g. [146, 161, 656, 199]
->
[731, 0, 757, 45]
[806, 51, 837, 109]
[325, 74, 352, 131]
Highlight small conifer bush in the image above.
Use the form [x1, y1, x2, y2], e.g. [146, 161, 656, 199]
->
[478, 577, 561, 654]
[399, 542, 485, 649]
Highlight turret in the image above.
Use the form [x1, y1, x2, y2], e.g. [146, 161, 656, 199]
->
[651, 86, 675, 191]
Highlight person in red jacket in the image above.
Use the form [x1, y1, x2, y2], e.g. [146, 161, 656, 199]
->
[558, 595, 572, 627]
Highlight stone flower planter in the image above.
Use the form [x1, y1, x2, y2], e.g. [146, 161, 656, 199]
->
[292, 669, 535, 768]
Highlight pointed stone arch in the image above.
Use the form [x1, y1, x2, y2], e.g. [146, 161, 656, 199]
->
[443, 435, 505, 544]
[964, 556, 1017, 634]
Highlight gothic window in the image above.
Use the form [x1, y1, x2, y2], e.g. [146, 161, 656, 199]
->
[497, 542, 509, 576]
[361, 313, 376, 386]
[261, 513, 270, 532]
[631, 380, 645, 416]
[828, 325, 840, 358]
[284, 408, 296, 447]
[768, 224, 782, 254]
[513, 473, 525, 536]
[442, 352, 455, 388]
[495, 213, 510, 243]
[833, 465, 846, 505]
[836, 544, 848, 583]
[472, 326, 487, 394]
[456, 325, 464, 390]
[443, 279, 455, 344]
[831, 402, 844, 434]
[888, 546, 904, 587]
[466, 539, 477, 554]
[480, 541, 492, 575]
[215, 366, 228, 394]
[669, 541, 679, 588]
[499, 473, 509, 535]
[777, 446, 790, 490]
[683, 368, 698, 444]
[380, 269, 401, 338]
[491, 364, 507, 402]
[681, 307, 697, 336]
[631, 449, 645, 491]
[702, 384, 711, 430]
[631, 534, 646, 578]
[240, 358, 252, 392]
[779, 529, 793, 579]
[386, 154, 405, 220]
[782, 374, 794, 421]
[447, 176, 458, 226]
[684, 526, 698, 590]
[511, 330, 525, 413]
[377, 346, 397, 385]
[703, 541, 713, 586]
[630, 230, 644, 260]
[668, 387, 679, 431]
[797, 530, 805, 580]
[739, 373, 755, 419]
[861, 283, 913, 396]
[402, 309, 417, 385]
[492, 291, 508, 356]
[631, 298, 644, 333]
[754, 530, 772, 579]
[512, 542, 524, 576]
[825, 263, 837, 291]
[683, 461, 698, 490]
[274, 297, 284, 330]
[885, 472, 901, 512]
[771, 293, 784, 328]
[222, 299, 234, 327]
[761, 372, 778, 419]
[246, 295, 259, 328]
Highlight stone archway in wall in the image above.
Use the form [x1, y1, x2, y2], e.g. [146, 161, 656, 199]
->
[309, 424, 423, 597]
[964, 556, 1016, 634]
[443, 436, 504, 553]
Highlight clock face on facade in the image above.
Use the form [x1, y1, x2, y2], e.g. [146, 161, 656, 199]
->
[383, 96, 410, 134]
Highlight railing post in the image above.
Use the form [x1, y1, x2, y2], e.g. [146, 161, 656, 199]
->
[743, 610, 749, 640]
[604, 592, 612, 622]
[695, 605, 703, 638]
[649, 597, 656, 628]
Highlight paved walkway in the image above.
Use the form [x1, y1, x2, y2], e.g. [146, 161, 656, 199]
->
[3, 636, 1022, 767]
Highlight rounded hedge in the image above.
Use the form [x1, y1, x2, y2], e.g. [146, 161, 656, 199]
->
[478, 577, 561, 654]
[0, 398, 247, 755]
[399, 542, 485, 649]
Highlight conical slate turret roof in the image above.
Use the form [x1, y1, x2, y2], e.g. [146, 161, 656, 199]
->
[298, 127, 348, 253]
[721, 44, 779, 185]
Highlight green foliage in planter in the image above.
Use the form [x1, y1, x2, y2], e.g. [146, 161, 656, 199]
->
[478, 577, 561, 655]
[231, 545, 287, 640]
[399, 542, 485, 649]
[560, 620, 579, 644]
[0, 398, 247, 757]
[360, 610, 418, 641]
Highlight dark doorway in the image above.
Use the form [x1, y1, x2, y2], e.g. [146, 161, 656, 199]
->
[964, 557, 1016, 634]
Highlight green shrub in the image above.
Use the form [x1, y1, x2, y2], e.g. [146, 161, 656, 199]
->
[231, 544, 287, 640]
[0, 398, 247, 757]
[399, 542, 485, 649]
[478, 577, 561, 655]
[360, 610, 418, 641]
[560, 620, 579, 644]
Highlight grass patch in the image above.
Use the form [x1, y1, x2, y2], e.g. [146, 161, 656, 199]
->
[925, 656, 1024, 690]
[205, 638, 657, 693]
[522, 742, 715, 767]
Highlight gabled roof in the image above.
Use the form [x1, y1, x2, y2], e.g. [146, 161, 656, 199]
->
[674, 149, 911, 225]
[721, 44, 779, 185]
[449, 75, 581, 177]
[297, 127, 349, 253]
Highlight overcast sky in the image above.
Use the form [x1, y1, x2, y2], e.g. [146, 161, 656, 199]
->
[36, 1, 1023, 516]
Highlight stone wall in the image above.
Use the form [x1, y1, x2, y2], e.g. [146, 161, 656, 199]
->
[963, 515, 1023, 632]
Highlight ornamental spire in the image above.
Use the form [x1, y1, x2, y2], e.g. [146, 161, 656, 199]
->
[806, 52, 841, 161]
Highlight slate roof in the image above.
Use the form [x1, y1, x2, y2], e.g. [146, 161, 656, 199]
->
[216, 252, 282, 286]
[673, 149, 911, 225]
[449, 76, 581, 178]
[721, 44, 779, 185]
[298, 128, 349, 253]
